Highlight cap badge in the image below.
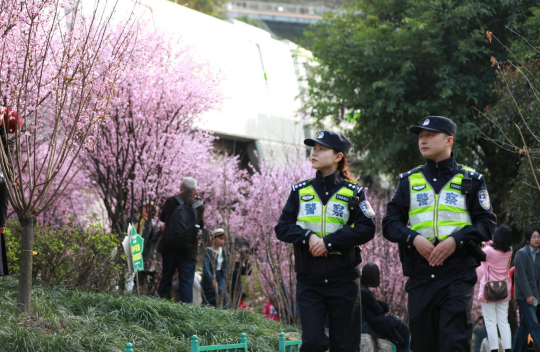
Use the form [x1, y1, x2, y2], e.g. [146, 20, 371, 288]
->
[317, 132, 324, 139]
[423, 119, 430, 126]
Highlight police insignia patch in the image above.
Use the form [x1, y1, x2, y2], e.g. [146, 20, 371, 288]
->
[317, 131, 324, 139]
[479, 190, 491, 210]
[412, 185, 426, 191]
[301, 195, 314, 201]
[423, 119, 430, 126]
[360, 201, 376, 218]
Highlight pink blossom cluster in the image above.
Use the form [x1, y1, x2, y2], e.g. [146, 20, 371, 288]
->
[0, 0, 134, 218]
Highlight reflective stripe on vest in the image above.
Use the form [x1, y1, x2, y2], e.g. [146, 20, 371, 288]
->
[296, 185, 354, 238]
[409, 170, 472, 243]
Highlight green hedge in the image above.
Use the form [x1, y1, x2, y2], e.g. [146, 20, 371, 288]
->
[4, 219, 125, 291]
[0, 277, 299, 352]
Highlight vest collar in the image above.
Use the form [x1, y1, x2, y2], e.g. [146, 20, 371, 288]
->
[314, 170, 341, 191]
[424, 152, 458, 176]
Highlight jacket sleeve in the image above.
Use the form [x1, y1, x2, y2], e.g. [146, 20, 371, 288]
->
[322, 189, 376, 249]
[361, 287, 384, 315]
[515, 250, 534, 299]
[377, 300, 390, 313]
[382, 177, 420, 245]
[159, 197, 176, 224]
[275, 189, 315, 245]
[203, 250, 215, 281]
[450, 177, 496, 249]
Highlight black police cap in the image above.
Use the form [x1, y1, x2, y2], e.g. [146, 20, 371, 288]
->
[304, 131, 352, 156]
[409, 116, 457, 137]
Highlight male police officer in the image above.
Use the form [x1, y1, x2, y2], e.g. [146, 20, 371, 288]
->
[382, 116, 496, 352]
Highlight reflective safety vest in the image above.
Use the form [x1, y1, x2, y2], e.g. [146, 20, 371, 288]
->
[408, 168, 473, 243]
[295, 181, 358, 238]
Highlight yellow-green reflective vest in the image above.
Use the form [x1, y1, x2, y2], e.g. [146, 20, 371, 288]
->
[296, 184, 356, 238]
[409, 168, 473, 243]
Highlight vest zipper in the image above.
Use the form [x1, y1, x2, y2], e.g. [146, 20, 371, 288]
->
[434, 193, 439, 238]
[421, 173, 455, 241]
[322, 204, 326, 237]
[310, 187, 343, 237]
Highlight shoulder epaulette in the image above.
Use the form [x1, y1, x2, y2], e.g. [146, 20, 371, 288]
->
[344, 179, 363, 194]
[291, 179, 313, 192]
[399, 165, 424, 179]
[459, 165, 483, 180]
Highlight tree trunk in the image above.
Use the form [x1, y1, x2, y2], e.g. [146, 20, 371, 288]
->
[17, 215, 35, 314]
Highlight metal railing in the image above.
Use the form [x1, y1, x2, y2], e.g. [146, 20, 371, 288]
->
[278, 332, 302, 352]
[124, 332, 397, 351]
[191, 333, 249, 352]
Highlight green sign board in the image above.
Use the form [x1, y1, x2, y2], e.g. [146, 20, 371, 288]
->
[130, 226, 144, 272]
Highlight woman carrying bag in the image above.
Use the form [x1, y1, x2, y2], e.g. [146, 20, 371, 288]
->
[478, 224, 513, 352]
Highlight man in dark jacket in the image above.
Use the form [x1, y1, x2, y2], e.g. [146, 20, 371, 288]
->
[157, 177, 204, 303]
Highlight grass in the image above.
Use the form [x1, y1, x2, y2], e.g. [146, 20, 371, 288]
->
[0, 276, 299, 352]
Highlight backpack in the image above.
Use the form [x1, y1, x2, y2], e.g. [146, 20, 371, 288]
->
[164, 195, 203, 250]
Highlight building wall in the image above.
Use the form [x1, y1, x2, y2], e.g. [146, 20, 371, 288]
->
[87, 0, 311, 165]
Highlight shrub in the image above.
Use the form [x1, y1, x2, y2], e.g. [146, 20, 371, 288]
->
[5, 218, 125, 291]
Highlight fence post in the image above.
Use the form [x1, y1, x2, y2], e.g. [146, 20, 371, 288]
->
[191, 335, 200, 352]
[240, 333, 248, 351]
[279, 332, 286, 352]
[124, 343, 134, 352]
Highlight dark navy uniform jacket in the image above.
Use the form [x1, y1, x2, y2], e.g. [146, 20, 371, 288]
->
[275, 170, 376, 284]
[382, 153, 496, 276]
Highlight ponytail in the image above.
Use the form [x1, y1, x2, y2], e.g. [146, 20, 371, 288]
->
[338, 156, 357, 183]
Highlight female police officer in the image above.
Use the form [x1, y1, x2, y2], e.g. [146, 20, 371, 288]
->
[275, 131, 376, 352]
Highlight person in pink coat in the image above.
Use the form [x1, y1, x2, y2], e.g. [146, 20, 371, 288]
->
[478, 224, 513, 352]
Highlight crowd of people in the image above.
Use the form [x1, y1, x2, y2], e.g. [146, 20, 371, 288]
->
[2, 114, 540, 352]
[136, 116, 540, 352]
[275, 116, 538, 352]
[135, 176, 259, 312]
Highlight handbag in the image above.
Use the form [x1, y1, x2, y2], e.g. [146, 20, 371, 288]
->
[484, 255, 511, 302]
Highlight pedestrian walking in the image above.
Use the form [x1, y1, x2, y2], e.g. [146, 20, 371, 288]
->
[512, 228, 540, 351]
[201, 228, 227, 307]
[157, 177, 204, 303]
[275, 130, 376, 352]
[478, 224, 513, 352]
[382, 116, 496, 352]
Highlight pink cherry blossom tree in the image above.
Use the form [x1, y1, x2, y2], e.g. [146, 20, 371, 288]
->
[0, 0, 135, 312]
[83, 24, 222, 235]
[202, 148, 313, 319]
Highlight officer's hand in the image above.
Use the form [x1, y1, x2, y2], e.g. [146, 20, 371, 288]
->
[0, 227, 4, 234]
[413, 235, 435, 261]
[526, 296, 536, 305]
[309, 235, 327, 257]
[429, 236, 457, 267]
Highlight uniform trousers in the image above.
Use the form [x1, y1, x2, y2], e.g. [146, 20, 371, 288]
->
[296, 277, 361, 352]
[406, 267, 476, 352]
